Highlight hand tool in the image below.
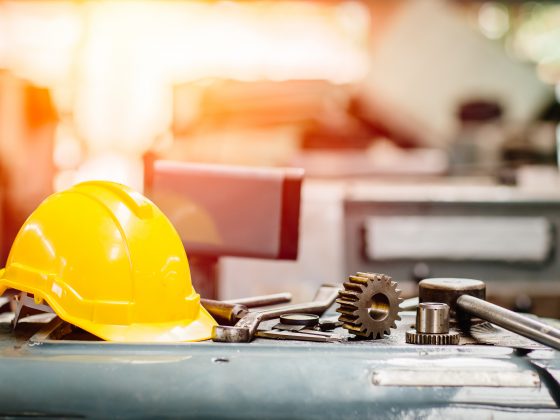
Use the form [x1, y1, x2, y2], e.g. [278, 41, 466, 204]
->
[405, 302, 459, 345]
[272, 314, 319, 331]
[336, 272, 402, 339]
[419, 278, 485, 326]
[200, 299, 248, 325]
[419, 278, 560, 351]
[223, 292, 292, 308]
[12, 292, 53, 330]
[212, 285, 339, 343]
[254, 328, 342, 343]
[457, 295, 560, 351]
[202, 292, 293, 324]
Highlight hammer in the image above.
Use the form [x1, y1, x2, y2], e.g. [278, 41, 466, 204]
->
[419, 278, 560, 351]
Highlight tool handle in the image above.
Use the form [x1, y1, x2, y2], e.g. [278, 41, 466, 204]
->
[223, 292, 292, 308]
[457, 295, 560, 351]
[201, 299, 248, 324]
[256, 286, 339, 320]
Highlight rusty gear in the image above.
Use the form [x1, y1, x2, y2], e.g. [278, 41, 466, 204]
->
[336, 272, 402, 339]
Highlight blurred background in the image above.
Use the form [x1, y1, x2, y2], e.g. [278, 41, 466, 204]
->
[1, 0, 560, 315]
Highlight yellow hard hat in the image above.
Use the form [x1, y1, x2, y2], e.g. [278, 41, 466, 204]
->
[0, 181, 216, 342]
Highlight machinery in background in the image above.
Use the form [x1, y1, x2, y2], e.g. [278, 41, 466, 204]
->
[343, 183, 560, 318]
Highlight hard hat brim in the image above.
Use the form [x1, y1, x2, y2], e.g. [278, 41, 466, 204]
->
[74, 306, 217, 343]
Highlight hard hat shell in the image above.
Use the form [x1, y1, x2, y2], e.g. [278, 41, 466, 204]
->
[0, 181, 216, 342]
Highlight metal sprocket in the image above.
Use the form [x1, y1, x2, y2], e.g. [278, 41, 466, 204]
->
[336, 272, 402, 339]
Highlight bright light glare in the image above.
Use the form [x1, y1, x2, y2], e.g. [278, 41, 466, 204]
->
[0, 1, 371, 188]
[478, 2, 510, 40]
[73, 154, 144, 191]
[514, 4, 560, 64]
[53, 121, 82, 169]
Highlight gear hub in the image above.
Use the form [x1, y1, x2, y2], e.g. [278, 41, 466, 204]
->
[336, 272, 402, 339]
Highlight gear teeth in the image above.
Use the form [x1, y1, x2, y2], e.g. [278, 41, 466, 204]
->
[343, 323, 365, 334]
[356, 272, 381, 280]
[335, 298, 357, 308]
[338, 314, 359, 324]
[342, 281, 364, 292]
[338, 290, 361, 301]
[338, 271, 401, 340]
[405, 330, 460, 345]
[336, 306, 358, 316]
[348, 275, 369, 285]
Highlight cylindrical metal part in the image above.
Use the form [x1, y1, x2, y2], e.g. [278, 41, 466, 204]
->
[223, 293, 292, 308]
[416, 302, 450, 334]
[201, 299, 248, 324]
[280, 313, 319, 327]
[457, 294, 560, 351]
[419, 278, 486, 314]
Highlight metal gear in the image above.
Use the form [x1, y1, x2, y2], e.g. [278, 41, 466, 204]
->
[405, 330, 460, 345]
[336, 272, 402, 339]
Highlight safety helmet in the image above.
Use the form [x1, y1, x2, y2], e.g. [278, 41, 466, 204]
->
[0, 181, 216, 342]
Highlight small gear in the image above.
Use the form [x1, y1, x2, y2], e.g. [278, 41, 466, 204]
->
[405, 330, 460, 345]
[336, 272, 402, 339]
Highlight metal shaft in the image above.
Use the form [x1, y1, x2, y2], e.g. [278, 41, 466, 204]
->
[456, 294, 560, 351]
[223, 292, 292, 308]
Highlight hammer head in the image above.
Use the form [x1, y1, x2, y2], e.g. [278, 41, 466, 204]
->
[419, 278, 486, 323]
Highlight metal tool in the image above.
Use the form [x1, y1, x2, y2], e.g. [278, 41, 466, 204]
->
[12, 292, 53, 330]
[212, 285, 339, 343]
[406, 302, 459, 345]
[419, 278, 560, 351]
[419, 278, 485, 317]
[280, 314, 318, 326]
[255, 329, 342, 343]
[200, 299, 248, 325]
[273, 314, 319, 331]
[223, 293, 292, 308]
[336, 272, 402, 339]
[202, 292, 293, 324]
[457, 295, 560, 351]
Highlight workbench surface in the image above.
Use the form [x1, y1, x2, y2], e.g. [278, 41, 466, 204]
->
[0, 312, 559, 419]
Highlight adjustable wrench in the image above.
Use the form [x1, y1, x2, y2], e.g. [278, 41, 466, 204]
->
[212, 285, 340, 343]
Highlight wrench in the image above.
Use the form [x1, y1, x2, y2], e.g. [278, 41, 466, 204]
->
[212, 285, 340, 343]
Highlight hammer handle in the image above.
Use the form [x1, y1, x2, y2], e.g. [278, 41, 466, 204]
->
[457, 294, 560, 351]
